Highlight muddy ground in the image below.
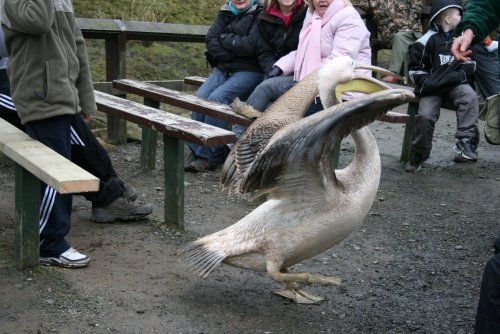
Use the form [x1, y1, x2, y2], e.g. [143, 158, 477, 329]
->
[0, 103, 499, 334]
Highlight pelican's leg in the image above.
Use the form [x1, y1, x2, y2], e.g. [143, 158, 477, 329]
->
[268, 267, 342, 304]
[269, 269, 342, 286]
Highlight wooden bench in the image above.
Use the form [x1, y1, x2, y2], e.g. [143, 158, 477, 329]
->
[184, 76, 412, 159]
[0, 118, 99, 269]
[183, 76, 408, 124]
[112, 78, 251, 169]
[185, 76, 486, 162]
[94, 90, 236, 229]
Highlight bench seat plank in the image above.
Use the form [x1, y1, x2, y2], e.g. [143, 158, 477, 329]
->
[113, 79, 252, 126]
[0, 118, 100, 269]
[94, 90, 239, 229]
[94, 90, 236, 146]
[0, 118, 99, 194]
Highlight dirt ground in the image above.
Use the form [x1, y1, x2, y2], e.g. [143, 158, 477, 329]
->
[0, 103, 499, 334]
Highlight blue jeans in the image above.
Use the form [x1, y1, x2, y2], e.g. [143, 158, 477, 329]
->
[246, 75, 296, 111]
[472, 43, 500, 98]
[188, 68, 263, 166]
[304, 97, 324, 117]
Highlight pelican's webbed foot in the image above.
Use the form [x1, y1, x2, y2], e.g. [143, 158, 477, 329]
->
[274, 283, 325, 304]
[268, 269, 342, 304]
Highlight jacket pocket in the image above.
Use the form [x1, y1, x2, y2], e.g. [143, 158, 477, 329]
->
[30, 61, 51, 102]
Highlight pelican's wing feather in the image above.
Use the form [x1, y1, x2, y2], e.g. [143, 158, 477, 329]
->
[240, 89, 415, 195]
[220, 70, 321, 192]
[220, 120, 286, 191]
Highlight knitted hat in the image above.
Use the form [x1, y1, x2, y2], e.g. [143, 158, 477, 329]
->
[429, 0, 463, 27]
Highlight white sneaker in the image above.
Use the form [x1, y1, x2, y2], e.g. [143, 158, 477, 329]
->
[39, 247, 90, 268]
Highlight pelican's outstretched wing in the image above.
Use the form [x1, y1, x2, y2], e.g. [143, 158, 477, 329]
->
[239, 89, 415, 196]
[220, 69, 320, 193]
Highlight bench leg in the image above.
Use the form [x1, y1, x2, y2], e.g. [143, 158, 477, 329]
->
[141, 128, 158, 170]
[141, 98, 160, 170]
[400, 102, 418, 162]
[163, 135, 184, 230]
[332, 142, 341, 169]
[15, 165, 40, 269]
[107, 115, 128, 145]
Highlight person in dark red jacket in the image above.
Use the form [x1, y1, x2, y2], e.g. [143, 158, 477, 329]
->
[256, 0, 308, 76]
[232, 0, 307, 138]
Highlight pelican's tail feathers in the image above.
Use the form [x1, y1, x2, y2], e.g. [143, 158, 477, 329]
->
[180, 238, 227, 278]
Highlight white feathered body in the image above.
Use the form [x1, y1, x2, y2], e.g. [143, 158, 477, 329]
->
[182, 57, 414, 281]
[184, 126, 381, 276]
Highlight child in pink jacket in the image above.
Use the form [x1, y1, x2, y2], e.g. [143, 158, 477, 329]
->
[243, 0, 371, 117]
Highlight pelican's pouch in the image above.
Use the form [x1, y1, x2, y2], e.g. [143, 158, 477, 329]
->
[480, 93, 500, 145]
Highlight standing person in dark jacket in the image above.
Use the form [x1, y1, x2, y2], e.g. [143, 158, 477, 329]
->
[405, 0, 480, 172]
[454, 0, 499, 103]
[232, 0, 307, 138]
[186, 0, 265, 172]
[451, 0, 500, 63]
[0, 26, 152, 225]
[451, 3, 500, 332]
[1, 0, 101, 268]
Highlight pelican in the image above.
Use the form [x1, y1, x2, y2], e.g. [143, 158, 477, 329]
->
[180, 57, 414, 303]
[221, 56, 405, 195]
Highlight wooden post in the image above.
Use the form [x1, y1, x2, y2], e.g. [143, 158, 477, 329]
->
[400, 102, 418, 161]
[163, 135, 184, 229]
[15, 165, 40, 269]
[332, 142, 341, 169]
[105, 25, 128, 144]
[141, 98, 159, 170]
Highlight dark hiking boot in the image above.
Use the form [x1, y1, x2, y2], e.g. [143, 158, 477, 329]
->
[404, 153, 425, 173]
[123, 184, 139, 202]
[185, 157, 212, 172]
[92, 197, 153, 223]
[453, 138, 478, 162]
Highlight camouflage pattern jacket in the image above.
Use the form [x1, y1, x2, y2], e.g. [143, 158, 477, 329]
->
[354, 0, 424, 46]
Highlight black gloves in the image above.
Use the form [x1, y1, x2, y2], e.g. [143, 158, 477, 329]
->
[267, 66, 283, 79]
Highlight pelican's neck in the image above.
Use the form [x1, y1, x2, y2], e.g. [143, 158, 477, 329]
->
[346, 127, 381, 181]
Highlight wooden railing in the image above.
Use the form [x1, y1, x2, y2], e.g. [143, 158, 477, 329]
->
[78, 18, 209, 143]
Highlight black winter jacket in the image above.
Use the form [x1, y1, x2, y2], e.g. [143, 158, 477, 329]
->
[408, 29, 476, 96]
[205, 2, 263, 75]
[256, 2, 308, 74]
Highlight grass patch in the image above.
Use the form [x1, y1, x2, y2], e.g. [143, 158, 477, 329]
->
[74, 0, 221, 80]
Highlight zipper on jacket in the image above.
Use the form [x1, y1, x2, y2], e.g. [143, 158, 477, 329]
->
[54, 3, 79, 112]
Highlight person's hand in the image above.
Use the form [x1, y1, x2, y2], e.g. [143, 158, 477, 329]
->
[451, 29, 474, 62]
[267, 66, 283, 79]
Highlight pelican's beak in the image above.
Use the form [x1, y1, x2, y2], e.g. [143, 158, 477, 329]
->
[334, 63, 407, 103]
[355, 63, 407, 85]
